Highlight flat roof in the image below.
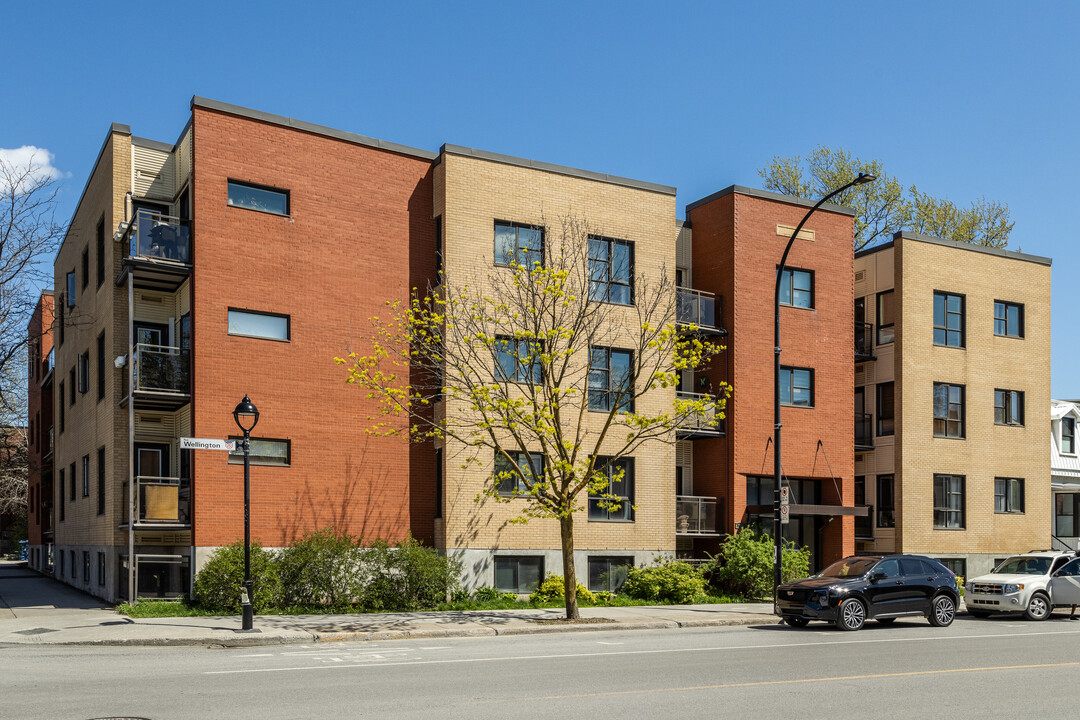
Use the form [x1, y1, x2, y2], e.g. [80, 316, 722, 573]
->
[856, 231, 1051, 266]
[685, 184, 856, 217]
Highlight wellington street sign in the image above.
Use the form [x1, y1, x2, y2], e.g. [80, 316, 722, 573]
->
[180, 437, 236, 452]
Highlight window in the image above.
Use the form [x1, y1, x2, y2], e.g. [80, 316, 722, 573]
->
[1056, 493, 1080, 537]
[994, 301, 1024, 338]
[877, 290, 895, 344]
[1063, 417, 1076, 454]
[81, 247, 89, 290]
[97, 447, 106, 516]
[59, 470, 65, 521]
[228, 309, 290, 341]
[97, 552, 105, 585]
[588, 556, 633, 593]
[854, 475, 872, 539]
[588, 347, 633, 412]
[588, 457, 634, 522]
[83, 551, 90, 582]
[933, 383, 965, 438]
[876, 474, 895, 528]
[494, 556, 543, 593]
[66, 271, 75, 306]
[82, 455, 89, 497]
[494, 336, 542, 384]
[938, 558, 966, 579]
[228, 437, 291, 466]
[434, 216, 443, 276]
[994, 389, 1024, 426]
[434, 448, 443, 520]
[58, 381, 65, 433]
[59, 549, 64, 575]
[227, 180, 289, 215]
[588, 236, 633, 305]
[69, 462, 76, 501]
[78, 351, 89, 394]
[96, 216, 105, 287]
[933, 474, 965, 529]
[780, 366, 814, 407]
[494, 451, 543, 495]
[933, 292, 964, 347]
[494, 221, 543, 267]
[69, 551, 75, 579]
[58, 296, 64, 345]
[994, 477, 1024, 514]
[779, 267, 814, 309]
[97, 332, 106, 401]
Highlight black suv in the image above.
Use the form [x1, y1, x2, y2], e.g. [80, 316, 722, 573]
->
[775, 555, 960, 631]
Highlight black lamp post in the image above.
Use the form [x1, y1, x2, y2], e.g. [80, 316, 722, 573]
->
[773, 173, 876, 595]
[233, 394, 259, 631]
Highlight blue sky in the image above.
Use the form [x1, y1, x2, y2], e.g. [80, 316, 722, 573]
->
[4, 1, 1077, 394]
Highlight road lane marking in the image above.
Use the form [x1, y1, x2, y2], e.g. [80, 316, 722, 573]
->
[237, 653, 273, 658]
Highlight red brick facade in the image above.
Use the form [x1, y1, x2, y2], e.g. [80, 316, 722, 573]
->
[26, 293, 54, 554]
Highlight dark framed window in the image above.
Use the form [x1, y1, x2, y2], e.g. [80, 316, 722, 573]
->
[69, 367, 76, 405]
[58, 381, 65, 433]
[59, 470, 65, 521]
[66, 271, 76, 306]
[69, 462, 76, 501]
[227, 308, 290, 341]
[97, 447, 106, 516]
[494, 451, 543, 495]
[588, 457, 634, 522]
[434, 215, 443, 276]
[494, 221, 543, 268]
[877, 290, 895, 345]
[58, 296, 65, 345]
[938, 558, 966, 578]
[994, 477, 1024, 514]
[994, 300, 1024, 338]
[1063, 417, 1076, 454]
[78, 351, 89, 394]
[97, 332, 106, 401]
[69, 551, 75, 579]
[494, 336, 543, 384]
[779, 366, 814, 407]
[994, 389, 1024, 426]
[228, 437, 291, 466]
[588, 347, 633, 412]
[588, 236, 634, 305]
[933, 291, 965, 347]
[434, 448, 443, 520]
[933, 383, 965, 438]
[227, 179, 289, 215]
[588, 556, 633, 593]
[1055, 492, 1080, 537]
[854, 475, 872, 539]
[494, 556, 543, 593]
[96, 216, 105, 287]
[80, 248, 89, 290]
[97, 552, 106, 585]
[876, 474, 895, 528]
[83, 551, 90, 582]
[779, 267, 814, 309]
[82, 455, 89, 497]
[933, 474, 965, 529]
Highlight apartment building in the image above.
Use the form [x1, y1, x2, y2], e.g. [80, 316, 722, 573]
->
[1051, 399, 1080, 552]
[26, 292, 54, 573]
[854, 233, 1052, 577]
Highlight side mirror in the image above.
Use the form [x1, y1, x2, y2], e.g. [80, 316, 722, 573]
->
[870, 571, 887, 583]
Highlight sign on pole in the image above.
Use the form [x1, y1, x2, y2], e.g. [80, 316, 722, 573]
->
[780, 486, 789, 505]
[780, 504, 790, 525]
[180, 437, 236, 452]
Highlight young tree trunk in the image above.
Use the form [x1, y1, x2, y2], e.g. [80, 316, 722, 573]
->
[559, 514, 579, 620]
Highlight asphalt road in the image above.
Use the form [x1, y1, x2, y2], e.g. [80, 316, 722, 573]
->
[4, 615, 1080, 720]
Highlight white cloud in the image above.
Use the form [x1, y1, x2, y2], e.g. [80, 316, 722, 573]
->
[0, 146, 67, 193]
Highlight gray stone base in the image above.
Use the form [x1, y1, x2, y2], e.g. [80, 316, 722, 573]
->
[448, 547, 671, 592]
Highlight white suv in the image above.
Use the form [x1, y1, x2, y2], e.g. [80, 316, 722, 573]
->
[965, 551, 1076, 620]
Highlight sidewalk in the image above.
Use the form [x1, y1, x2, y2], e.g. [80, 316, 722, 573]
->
[0, 561, 778, 647]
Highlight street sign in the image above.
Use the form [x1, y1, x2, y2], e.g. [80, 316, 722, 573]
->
[780, 486, 789, 506]
[780, 504, 790, 524]
[180, 437, 236, 452]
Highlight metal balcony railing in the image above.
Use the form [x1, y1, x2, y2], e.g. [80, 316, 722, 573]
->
[45, 426, 54, 460]
[676, 495, 718, 534]
[123, 476, 191, 526]
[676, 391, 724, 436]
[677, 287, 721, 331]
[855, 321, 874, 360]
[855, 504, 874, 540]
[855, 412, 874, 449]
[124, 209, 191, 264]
[133, 344, 190, 395]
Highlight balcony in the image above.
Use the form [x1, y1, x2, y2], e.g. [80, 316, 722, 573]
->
[118, 210, 191, 291]
[43, 426, 54, 462]
[677, 287, 724, 335]
[676, 495, 719, 535]
[126, 344, 190, 410]
[122, 476, 191, 527]
[676, 391, 725, 439]
[855, 322, 874, 362]
[855, 504, 874, 540]
[41, 347, 54, 382]
[855, 412, 874, 450]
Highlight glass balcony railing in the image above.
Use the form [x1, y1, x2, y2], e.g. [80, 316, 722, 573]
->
[133, 344, 189, 394]
[124, 209, 191, 264]
[855, 412, 873, 449]
[677, 287, 721, 331]
[676, 391, 724, 436]
[855, 322, 874, 359]
[676, 495, 718, 534]
[123, 476, 191, 526]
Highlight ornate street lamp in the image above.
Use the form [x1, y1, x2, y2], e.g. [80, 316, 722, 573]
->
[233, 395, 259, 631]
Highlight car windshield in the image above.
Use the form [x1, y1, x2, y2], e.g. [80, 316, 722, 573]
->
[817, 557, 878, 578]
[993, 557, 1053, 575]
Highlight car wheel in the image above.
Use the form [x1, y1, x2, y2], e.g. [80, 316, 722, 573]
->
[929, 594, 956, 627]
[968, 610, 991, 619]
[783, 616, 809, 628]
[1023, 592, 1051, 621]
[876, 617, 896, 625]
[835, 598, 866, 631]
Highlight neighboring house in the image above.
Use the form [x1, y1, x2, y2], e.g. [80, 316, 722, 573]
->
[854, 234, 1052, 578]
[25, 292, 54, 574]
[1051, 399, 1080, 552]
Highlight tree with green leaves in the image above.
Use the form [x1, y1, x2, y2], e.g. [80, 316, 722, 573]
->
[758, 146, 1013, 250]
[337, 215, 728, 619]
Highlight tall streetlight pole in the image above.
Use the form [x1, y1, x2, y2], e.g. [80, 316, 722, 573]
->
[233, 395, 259, 631]
[773, 173, 875, 594]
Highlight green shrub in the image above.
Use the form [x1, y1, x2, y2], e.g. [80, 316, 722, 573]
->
[472, 586, 499, 602]
[705, 528, 810, 600]
[529, 575, 596, 605]
[359, 536, 463, 611]
[276, 528, 363, 608]
[193, 541, 280, 613]
[622, 560, 705, 604]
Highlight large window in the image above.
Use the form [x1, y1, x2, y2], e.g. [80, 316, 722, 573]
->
[588, 347, 633, 412]
[877, 474, 895, 528]
[97, 332, 106, 401]
[494, 221, 543, 268]
[994, 477, 1024, 514]
[228, 309, 290, 341]
[1063, 417, 1076, 455]
[58, 381, 64, 433]
[876, 382, 894, 436]
[779, 268, 813, 309]
[494, 556, 543, 593]
[588, 457, 634, 522]
[494, 336, 542, 384]
[933, 383, 965, 438]
[69, 462, 76, 501]
[82, 455, 89, 497]
[933, 474, 965, 529]
[228, 437, 290, 466]
[994, 389, 1024, 426]
[66, 271, 76, 306]
[1056, 493, 1080, 537]
[96, 216, 105, 287]
[81, 247, 89, 290]
[97, 447, 106, 516]
[933, 291, 965, 347]
[588, 556, 633, 593]
[59, 470, 64, 521]
[97, 552, 106, 585]
[877, 290, 895, 345]
[227, 180, 289, 215]
[994, 300, 1024, 338]
[78, 351, 89, 394]
[494, 451, 543, 495]
[780, 366, 813, 407]
[588, 236, 633, 305]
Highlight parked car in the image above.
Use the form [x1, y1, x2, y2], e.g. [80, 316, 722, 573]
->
[965, 550, 1078, 620]
[775, 554, 960, 631]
